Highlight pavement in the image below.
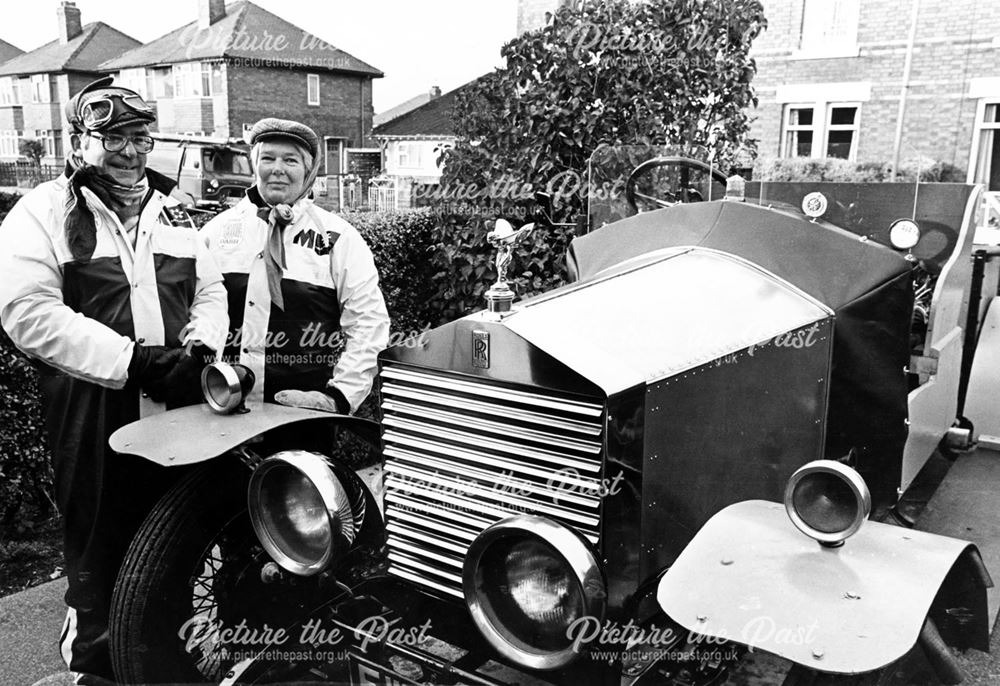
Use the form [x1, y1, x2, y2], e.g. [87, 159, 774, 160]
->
[0, 577, 71, 686]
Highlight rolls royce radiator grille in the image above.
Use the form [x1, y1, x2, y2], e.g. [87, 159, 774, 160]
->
[379, 364, 605, 598]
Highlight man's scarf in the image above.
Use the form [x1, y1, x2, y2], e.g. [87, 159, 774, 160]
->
[64, 154, 150, 261]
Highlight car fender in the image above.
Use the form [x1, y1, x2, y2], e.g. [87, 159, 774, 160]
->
[657, 500, 990, 674]
[110, 403, 380, 467]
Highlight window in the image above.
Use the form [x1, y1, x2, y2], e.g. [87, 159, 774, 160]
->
[396, 142, 422, 168]
[34, 129, 60, 158]
[307, 74, 320, 106]
[173, 62, 220, 97]
[972, 101, 1000, 191]
[781, 103, 859, 160]
[119, 68, 147, 98]
[783, 106, 814, 158]
[30, 74, 50, 104]
[797, 0, 860, 58]
[0, 130, 21, 156]
[15, 77, 30, 104]
[0, 78, 18, 105]
[148, 67, 174, 100]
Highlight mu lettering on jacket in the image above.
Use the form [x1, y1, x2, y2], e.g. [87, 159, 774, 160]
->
[202, 196, 390, 411]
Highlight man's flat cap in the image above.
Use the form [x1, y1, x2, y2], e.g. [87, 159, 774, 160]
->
[248, 118, 320, 161]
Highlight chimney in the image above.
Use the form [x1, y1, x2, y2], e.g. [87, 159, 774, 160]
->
[429, 86, 441, 99]
[198, 0, 227, 29]
[57, 1, 83, 44]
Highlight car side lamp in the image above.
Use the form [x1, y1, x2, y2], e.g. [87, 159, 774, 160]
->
[201, 361, 255, 414]
[784, 460, 871, 547]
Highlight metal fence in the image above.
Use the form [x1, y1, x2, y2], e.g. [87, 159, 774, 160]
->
[0, 162, 62, 188]
[367, 178, 397, 212]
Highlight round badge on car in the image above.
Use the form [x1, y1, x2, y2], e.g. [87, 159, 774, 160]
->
[801, 192, 829, 219]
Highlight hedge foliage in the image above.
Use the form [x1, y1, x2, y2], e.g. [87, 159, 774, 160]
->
[753, 156, 965, 183]
[0, 192, 55, 523]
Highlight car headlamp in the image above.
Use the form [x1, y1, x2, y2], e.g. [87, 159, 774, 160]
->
[463, 516, 605, 670]
[889, 219, 921, 251]
[248, 451, 358, 576]
[201, 362, 255, 414]
[784, 460, 871, 546]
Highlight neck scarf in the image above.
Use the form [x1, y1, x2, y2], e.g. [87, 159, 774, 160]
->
[249, 143, 322, 310]
[64, 154, 150, 261]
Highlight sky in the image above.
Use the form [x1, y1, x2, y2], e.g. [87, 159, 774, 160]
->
[0, 0, 519, 112]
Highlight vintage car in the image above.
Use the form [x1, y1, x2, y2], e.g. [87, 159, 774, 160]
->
[107, 148, 1000, 685]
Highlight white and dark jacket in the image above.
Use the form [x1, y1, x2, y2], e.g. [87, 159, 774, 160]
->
[202, 192, 390, 411]
[0, 170, 228, 418]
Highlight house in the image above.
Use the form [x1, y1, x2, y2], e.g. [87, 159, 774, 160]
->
[518, 0, 1000, 190]
[0, 2, 141, 163]
[374, 86, 441, 128]
[748, 0, 1000, 189]
[372, 84, 463, 208]
[0, 39, 23, 67]
[100, 0, 382, 182]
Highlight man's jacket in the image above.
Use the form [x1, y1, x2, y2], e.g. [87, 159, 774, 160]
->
[202, 195, 389, 411]
[0, 172, 228, 417]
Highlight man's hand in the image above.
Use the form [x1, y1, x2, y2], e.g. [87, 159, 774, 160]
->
[133, 344, 214, 407]
[275, 387, 349, 415]
[128, 345, 184, 389]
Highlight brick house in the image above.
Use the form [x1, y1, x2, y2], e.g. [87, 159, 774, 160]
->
[100, 0, 382, 179]
[751, 0, 1000, 189]
[0, 2, 141, 163]
[520, 0, 1000, 189]
[372, 84, 463, 208]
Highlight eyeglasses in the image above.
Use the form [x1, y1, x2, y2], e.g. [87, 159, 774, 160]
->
[90, 132, 155, 154]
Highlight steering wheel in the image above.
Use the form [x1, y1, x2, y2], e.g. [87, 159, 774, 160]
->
[625, 157, 729, 213]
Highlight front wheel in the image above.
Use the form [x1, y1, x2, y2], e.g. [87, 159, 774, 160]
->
[109, 459, 330, 684]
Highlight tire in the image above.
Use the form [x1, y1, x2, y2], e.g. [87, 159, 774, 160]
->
[109, 458, 333, 684]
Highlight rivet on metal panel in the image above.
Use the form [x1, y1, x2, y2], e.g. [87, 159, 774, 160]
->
[812, 649, 825, 660]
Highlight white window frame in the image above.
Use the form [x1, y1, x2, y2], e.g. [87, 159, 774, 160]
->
[307, 74, 320, 106]
[0, 129, 21, 156]
[0, 77, 18, 105]
[119, 68, 147, 98]
[782, 103, 816, 158]
[396, 142, 423, 169]
[173, 62, 217, 98]
[781, 101, 860, 160]
[30, 74, 50, 104]
[794, 0, 860, 60]
[823, 103, 860, 160]
[969, 98, 1000, 189]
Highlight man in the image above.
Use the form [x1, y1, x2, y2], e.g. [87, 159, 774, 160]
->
[202, 118, 389, 415]
[0, 77, 227, 685]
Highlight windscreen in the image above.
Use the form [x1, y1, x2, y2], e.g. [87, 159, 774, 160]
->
[586, 144, 725, 232]
[202, 148, 252, 176]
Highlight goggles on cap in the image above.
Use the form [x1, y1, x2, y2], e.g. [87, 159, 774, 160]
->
[79, 93, 154, 131]
[66, 76, 155, 133]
